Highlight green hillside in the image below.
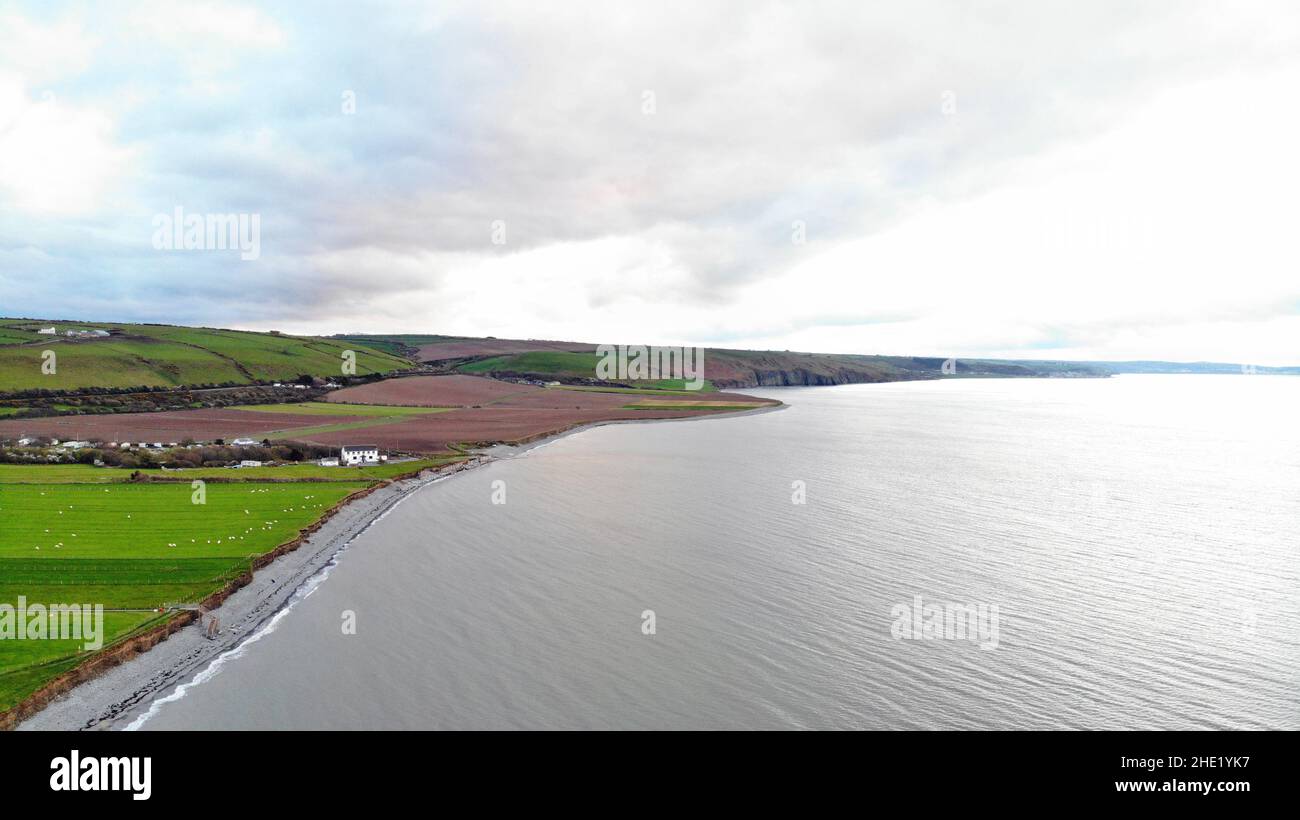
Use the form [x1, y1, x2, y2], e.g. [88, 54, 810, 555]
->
[0, 320, 412, 394]
[446, 344, 1114, 388]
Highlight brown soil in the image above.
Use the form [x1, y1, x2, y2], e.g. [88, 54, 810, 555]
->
[326, 375, 540, 406]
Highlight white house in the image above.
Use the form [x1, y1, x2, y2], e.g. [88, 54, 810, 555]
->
[318, 457, 340, 467]
[341, 445, 380, 466]
[37, 327, 55, 335]
[239, 460, 263, 468]
[231, 437, 258, 447]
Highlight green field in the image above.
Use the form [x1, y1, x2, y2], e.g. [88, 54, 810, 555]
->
[0, 457, 463, 485]
[458, 351, 600, 376]
[0, 480, 369, 711]
[149, 458, 464, 481]
[0, 329, 37, 345]
[0, 320, 412, 393]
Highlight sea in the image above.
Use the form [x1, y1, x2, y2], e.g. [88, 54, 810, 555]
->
[131, 375, 1300, 730]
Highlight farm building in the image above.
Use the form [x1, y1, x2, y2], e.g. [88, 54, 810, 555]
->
[37, 327, 55, 334]
[319, 457, 340, 467]
[341, 445, 380, 466]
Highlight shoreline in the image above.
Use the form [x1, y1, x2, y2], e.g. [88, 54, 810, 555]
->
[14, 404, 782, 731]
[14, 457, 486, 731]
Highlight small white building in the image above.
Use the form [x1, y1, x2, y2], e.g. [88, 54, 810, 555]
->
[37, 327, 55, 335]
[231, 438, 258, 447]
[318, 457, 340, 467]
[17, 437, 35, 446]
[341, 445, 380, 466]
[239, 460, 263, 468]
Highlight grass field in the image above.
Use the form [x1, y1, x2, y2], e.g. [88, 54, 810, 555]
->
[0, 457, 463, 484]
[0, 329, 37, 345]
[0, 320, 412, 393]
[0, 480, 369, 711]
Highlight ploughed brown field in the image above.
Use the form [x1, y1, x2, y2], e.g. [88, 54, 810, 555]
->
[415, 338, 594, 362]
[327, 374, 540, 406]
[0, 376, 778, 453]
[0, 408, 367, 442]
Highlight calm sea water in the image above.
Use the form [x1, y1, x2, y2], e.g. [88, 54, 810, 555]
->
[134, 376, 1299, 730]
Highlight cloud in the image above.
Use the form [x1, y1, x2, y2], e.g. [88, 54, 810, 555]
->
[2, 0, 1299, 363]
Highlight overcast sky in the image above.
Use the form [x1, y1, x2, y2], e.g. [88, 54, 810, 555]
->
[2, 0, 1298, 363]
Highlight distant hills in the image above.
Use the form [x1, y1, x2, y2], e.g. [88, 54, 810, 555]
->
[337, 334, 1300, 389]
[2, 318, 1294, 399]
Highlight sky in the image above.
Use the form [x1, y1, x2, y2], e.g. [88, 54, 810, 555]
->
[1, 0, 1299, 364]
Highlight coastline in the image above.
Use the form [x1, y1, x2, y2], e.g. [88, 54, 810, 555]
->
[14, 404, 783, 731]
[13, 457, 485, 731]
